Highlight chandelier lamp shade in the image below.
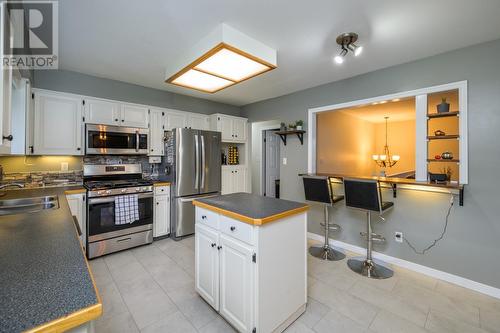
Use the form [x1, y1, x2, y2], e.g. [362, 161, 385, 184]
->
[372, 117, 400, 168]
[165, 24, 277, 93]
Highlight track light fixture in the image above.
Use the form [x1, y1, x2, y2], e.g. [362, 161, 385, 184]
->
[333, 32, 363, 65]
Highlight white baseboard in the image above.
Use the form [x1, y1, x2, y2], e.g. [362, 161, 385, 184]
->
[308, 232, 500, 300]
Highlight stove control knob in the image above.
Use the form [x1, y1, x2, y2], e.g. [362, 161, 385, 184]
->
[121, 189, 127, 193]
[106, 190, 112, 195]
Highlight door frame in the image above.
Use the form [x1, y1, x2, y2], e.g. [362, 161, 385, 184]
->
[262, 128, 280, 197]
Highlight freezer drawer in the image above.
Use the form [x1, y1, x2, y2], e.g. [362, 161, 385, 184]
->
[172, 193, 219, 240]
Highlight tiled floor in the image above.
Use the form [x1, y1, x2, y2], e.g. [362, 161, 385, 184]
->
[90, 237, 500, 333]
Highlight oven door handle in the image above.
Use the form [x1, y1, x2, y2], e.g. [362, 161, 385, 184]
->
[88, 192, 153, 204]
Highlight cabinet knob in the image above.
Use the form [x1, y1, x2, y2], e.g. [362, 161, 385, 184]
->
[121, 119, 124, 122]
[77, 147, 81, 151]
[2, 135, 13, 141]
[115, 118, 119, 121]
[230, 226, 236, 231]
[156, 202, 159, 205]
[211, 243, 216, 248]
[201, 215, 207, 219]
[217, 245, 222, 250]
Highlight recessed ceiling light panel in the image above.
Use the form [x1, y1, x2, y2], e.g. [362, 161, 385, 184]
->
[166, 24, 277, 93]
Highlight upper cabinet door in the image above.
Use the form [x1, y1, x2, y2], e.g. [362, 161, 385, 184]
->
[33, 92, 83, 155]
[219, 116, 233, 142]
[149, 108, 165, 156]
[84, 98, 120, 126]
[165, 111, 187, 130]
[232, 118, 247, 142]
[121, 103, 149, 128]
[188, 114, 209, 130]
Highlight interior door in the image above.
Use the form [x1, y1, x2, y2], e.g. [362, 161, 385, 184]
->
[195, 223, 219, 310]
[219, 234, 254, 333]
[265, 130, 280, 197]
[200, 130, 221, 194]
[175, 128, 199, 196]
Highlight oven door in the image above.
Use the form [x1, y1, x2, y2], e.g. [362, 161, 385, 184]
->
[87, 192, 153, 242]
[86, 124, 148, 155]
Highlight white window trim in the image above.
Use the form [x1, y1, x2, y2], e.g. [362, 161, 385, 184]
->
[307, 80, 468, 184]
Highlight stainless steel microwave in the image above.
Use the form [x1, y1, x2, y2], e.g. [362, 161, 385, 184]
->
[86, 124, 149, 155]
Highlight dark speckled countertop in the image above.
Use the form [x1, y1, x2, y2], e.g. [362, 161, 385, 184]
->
[0, 186, 100, 333]
[194, 193, 309, 225]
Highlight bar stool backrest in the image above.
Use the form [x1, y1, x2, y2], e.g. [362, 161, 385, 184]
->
[343, 178, 382, 213]
[302, 176, 333, 204]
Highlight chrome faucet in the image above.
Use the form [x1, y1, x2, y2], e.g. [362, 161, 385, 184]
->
[0, 183, 25, 189]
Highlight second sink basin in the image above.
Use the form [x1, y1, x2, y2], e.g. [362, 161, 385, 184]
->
[0, 196, 59, 216]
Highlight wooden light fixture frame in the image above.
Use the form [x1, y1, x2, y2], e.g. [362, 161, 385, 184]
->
[165, 42, 277, 93]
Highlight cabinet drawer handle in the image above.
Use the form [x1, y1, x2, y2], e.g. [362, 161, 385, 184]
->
[3, 135, 13, 141]
[217, 245, 222, 250]
[117, 237, 132, 243]
[230, 226, 236, 231]
[211, 243, 216, 248]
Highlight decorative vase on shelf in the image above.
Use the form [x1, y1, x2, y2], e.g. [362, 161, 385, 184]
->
[437, 98, 450, 113]
[296, 125, 303, 130]
[441, 151, 453, 160]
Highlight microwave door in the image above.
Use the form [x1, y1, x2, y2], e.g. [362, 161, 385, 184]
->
[199, 131, 221, 194]
[175, 128, 199, 197]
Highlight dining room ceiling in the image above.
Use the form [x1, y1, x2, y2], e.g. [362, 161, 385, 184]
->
[58, 0, 500, 106]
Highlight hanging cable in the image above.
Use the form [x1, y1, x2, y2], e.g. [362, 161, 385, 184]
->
[404, 193, 454, 255]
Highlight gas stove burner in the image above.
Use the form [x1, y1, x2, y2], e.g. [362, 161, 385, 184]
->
[84, 179, 153, 191]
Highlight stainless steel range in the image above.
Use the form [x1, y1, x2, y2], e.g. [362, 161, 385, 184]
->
[84, 164, 153, 259]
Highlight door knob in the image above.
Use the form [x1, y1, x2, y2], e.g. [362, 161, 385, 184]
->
[230, 226, 236, 231]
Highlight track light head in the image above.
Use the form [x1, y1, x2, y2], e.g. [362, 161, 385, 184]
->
[334, 32, 363, 64]
[334, 55, 344, 64]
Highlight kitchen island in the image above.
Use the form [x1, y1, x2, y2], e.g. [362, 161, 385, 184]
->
[0, 187, 101, 333]
[193, 193, 309, 333]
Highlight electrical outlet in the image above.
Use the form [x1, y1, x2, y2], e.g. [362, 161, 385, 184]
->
[60, 162, 69, 172]
[282, 157, 287, 165]
[395, 231, 403, 243]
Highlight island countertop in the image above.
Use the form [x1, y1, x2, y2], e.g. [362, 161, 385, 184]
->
[193, 192, 309, 225]
[0, 187, 101, 333]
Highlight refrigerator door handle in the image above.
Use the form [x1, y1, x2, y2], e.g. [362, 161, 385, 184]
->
[200, 134, 205, 190]
[194, 134, 199, 189]
[178, 194, 218, 203]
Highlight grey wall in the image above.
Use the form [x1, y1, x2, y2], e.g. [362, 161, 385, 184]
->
[242, 38, 500, 289]
[33, 70, 241, 116]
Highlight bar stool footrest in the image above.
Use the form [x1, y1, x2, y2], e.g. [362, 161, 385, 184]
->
[359, 232, 386, 243]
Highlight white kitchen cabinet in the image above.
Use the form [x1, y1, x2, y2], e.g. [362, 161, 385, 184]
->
[210, 114, 247, 143]
[84, 98, 120, 126]
[33, 91, 84, 155]
[219, 233, 254, 332]
[66, 192, 86, 248]
[194, 205, 307, 333]
[195, 223, 220, 309]
[187, 113, 209, 130]
[148, 109, 165, 156]
[153, 185, 170, 238]
[0, 64, 13, 155]
[121, 103, 149, 128]
[165, 110, 187, 130]
[221, 166, 247, 194]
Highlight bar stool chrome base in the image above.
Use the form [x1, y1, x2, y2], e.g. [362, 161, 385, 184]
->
[309, 245, 346, 261]
[347, 258, 393, 279]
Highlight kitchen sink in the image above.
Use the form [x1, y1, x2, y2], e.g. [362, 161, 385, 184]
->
[0, 196, 59, 216]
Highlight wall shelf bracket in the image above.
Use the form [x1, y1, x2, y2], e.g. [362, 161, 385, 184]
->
[275, 130, 305, 146]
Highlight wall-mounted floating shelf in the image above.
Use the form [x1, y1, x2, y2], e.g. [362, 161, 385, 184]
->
[427, 111, 459, 119]
[427, 135, 460, 140]
[427, 159, 460, 163]
[275, 130, 306, 146]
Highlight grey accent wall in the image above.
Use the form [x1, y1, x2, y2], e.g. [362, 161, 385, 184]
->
[33, 70, 241, 116]
[242, 38, 500, 289]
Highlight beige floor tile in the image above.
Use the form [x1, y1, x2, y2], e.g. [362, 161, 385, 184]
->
[180, 236, 196, 250]
[107, 260, 151, 287]
[104, 250, 138, 270]
[426, 310, 489, 333]
[283, 320, 316, 333]
[309, 280, 379, 328]
[95, 311, 139, 333]
[149, 260, 194, 293]
[480, 307, 500, 333]
[124, 288, 178, 329]
[393, 266, 438, 290]
[132, 243, 176, 267]
[311, 265, 358, 291]
[198, 315, 237, 333]
[154, 237, 186, 253]
[313, 309, 368, 333]
[296, 297, 330, 328]
[99, 280, 129, 321]
[140, 311, 197, 333]
[435, 280, 500, 311]
[89, 257, 114, 289]
[349, 280, 429, 327]
[370, 310, 428, 333]
[167, 284, 217, 329]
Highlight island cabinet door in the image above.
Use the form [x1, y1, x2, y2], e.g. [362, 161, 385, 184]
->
[219, 234, 255, 333]
[195, 223, 220, 310]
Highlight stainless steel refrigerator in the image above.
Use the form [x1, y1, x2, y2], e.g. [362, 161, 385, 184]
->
[160, 128, 221, 240]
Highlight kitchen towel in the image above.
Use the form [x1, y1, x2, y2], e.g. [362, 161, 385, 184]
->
[115, 194, 139, 225]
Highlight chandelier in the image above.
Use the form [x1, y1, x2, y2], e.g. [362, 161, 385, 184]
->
[372, 117, 400, 168]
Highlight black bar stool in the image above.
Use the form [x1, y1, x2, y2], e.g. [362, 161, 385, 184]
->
[302, 176, 346, 261]
[343, 178, 394, 279]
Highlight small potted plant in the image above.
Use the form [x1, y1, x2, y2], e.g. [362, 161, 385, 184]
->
[280, 122, 286, 131]
[288, 123, 296, 130]
[437, 97, 450, 113]
[295, 120, 304, 130]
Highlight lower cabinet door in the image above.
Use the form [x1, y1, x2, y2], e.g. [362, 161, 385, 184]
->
[195, 223, 219, 310]
[221, 167, 232, 195]
[219, 233, 254, 332]
[153, 194, 170, 237]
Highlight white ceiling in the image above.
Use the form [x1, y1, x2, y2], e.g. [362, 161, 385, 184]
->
[340, 98, 415, 123]
[59, 0, 500, 106]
